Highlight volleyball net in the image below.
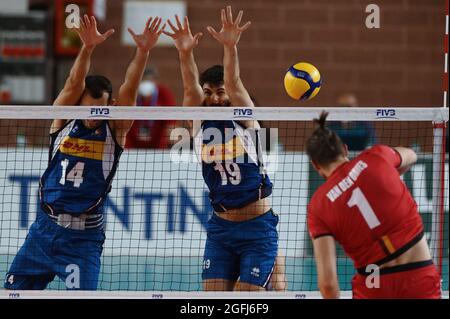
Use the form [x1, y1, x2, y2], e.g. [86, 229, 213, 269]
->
[0, 106, 448, 298]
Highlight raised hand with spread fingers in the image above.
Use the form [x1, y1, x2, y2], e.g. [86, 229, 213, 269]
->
[113, 17, 166, 144]
[164, 15, 203, 54]
[128, 17, 166, 53]
[75, 14, 115, 49]
[206, 6, 251, 48]
[207, 6, 255, 113]
[164, 15, 204, 107]
[53, 14, 115, 121]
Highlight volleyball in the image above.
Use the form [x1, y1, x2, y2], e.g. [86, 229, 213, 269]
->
[284, 62, 322, 100]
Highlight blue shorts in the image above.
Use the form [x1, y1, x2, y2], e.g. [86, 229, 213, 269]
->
[4, 209, 105, 290]
[202, 209, 279, 288]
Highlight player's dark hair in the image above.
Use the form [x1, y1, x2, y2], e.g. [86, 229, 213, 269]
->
[200, 65, 224, 87]
[85, 75, 113, 103]
[306, 111, 346, 167]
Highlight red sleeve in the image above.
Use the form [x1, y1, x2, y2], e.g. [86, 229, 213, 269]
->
[369, 144, 402, 168]
[307, 202, 333, 240]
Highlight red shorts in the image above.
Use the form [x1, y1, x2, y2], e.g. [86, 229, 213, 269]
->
[352, 261, 442, 299]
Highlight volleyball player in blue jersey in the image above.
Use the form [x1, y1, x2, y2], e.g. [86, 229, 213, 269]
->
[165, 7, 283, 291]
[4, 15, 165, 290]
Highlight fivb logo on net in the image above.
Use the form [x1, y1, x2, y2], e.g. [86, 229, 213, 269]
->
[376, 109, 398, 119]
[90, 107, 111, 118]
[233, 108, 253, 119]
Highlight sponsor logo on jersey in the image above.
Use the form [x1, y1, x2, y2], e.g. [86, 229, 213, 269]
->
[202, 136, 246, 162]
[59, 136, 105, 161]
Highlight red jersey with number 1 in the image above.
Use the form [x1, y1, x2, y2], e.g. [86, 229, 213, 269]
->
[307, 145, 424, 269]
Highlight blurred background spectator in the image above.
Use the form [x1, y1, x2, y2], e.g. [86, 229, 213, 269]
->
[328, 93, 377, 151]
[125, 66, 177, 149]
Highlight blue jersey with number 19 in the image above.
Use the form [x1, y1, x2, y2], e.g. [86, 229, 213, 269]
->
[39, 120, 123, 216]
[196, 120, 272, 212]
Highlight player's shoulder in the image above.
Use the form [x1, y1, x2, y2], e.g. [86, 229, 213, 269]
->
[363, 144, 393, 154]
[355, 144, 393, 160]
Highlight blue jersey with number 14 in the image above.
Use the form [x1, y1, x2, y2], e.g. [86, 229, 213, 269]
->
[39, 120, 123, 216]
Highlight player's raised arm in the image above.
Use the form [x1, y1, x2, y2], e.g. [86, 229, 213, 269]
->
[52, 15, 114, 133]
[312, 236, 340, 299]
[207, 6, 253, 108]
[164, 15, 204, 106]
[54, 15, 114, 107]
[112, 17, 165, 145]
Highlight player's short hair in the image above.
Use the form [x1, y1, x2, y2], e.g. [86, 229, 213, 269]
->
[306, 111, 346, 167]
[85, 75, 113, 103]
[200, 65, 224, 87]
